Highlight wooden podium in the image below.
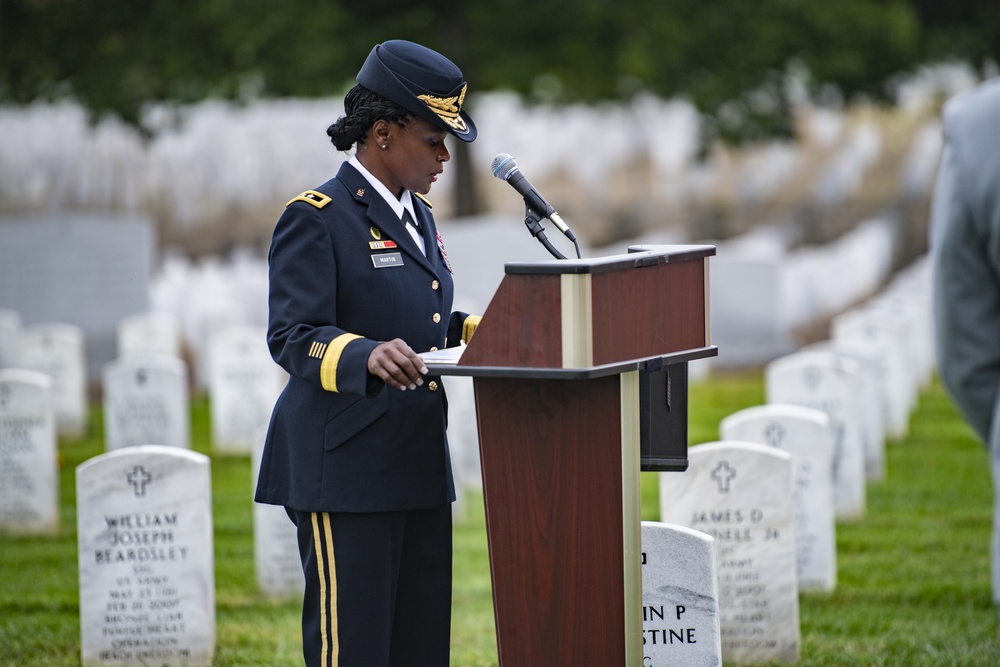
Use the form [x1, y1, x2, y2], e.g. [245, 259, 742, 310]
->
[427, 244, 716, 666]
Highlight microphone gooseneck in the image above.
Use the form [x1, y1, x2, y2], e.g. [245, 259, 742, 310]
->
[490, 153, 579, 258]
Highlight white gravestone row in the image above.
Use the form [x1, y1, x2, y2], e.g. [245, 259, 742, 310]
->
[18, 322, 88, 439]
[251, 425, 304, 598]
[103, 355, 190, 451]
[720, 405, 837, 592]
[766, 349, 867, 521]
[0, 370, 58, 535]
[208, 325, 286, 455]
[76, 445, 215, 667]
[659, 441, 800, 665]
[0, 308, 21, 368]
[641, 522, 723, 667]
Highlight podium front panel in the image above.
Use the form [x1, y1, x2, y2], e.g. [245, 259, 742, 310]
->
[473, 374, 642, 666]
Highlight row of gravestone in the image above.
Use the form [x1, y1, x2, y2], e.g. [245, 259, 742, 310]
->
[0, 307, 285, 448]
[4, 253, 932, 666]
[642, 256, 933, 665]
[0, 308, 286, 537]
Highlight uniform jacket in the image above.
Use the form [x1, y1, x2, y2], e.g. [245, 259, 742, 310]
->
[931, 78, 1000, 450]
[255, 161, 474, 512]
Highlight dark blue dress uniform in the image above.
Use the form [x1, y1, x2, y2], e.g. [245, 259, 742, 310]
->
[255, 38, 479, 667]
[256, 160, 479, 667]
[256, 159, 473, 513]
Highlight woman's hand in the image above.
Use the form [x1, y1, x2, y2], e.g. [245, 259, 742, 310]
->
[367, 339, 428, 391]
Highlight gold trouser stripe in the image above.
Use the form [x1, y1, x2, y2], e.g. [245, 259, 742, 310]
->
[311, 512, 339, 666]
[461, 315, 482, 344]
[320, 334, 362, 392]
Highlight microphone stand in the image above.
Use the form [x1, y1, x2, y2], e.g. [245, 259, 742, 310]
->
[524, 205, 573, 260]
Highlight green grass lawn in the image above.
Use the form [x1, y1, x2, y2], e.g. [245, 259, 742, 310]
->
[2, 373, 999, 666]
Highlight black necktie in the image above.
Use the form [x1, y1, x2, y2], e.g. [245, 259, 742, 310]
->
[402, 209, 420, 232]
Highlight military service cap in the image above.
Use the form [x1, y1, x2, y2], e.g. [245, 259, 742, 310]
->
[356, 40, 477, 142]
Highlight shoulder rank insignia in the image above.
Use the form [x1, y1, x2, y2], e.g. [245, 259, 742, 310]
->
[286, 190, 331, 209]
[413, 192, 433, 209]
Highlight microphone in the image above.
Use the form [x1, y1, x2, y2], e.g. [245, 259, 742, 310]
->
[491, 153, 576, 242]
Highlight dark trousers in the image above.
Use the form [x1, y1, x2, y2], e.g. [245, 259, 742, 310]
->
[287, 506, 453, 667]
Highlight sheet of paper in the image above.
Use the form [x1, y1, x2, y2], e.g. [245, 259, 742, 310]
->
[419, 346, 464, 365]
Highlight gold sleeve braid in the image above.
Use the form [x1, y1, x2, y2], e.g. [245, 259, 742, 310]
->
[320, 333, 363, 392]
[462, 316, 482, 345]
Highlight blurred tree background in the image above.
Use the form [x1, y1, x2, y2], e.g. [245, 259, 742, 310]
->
[2, 0, 997, 126]
[1, 0, 997, 216]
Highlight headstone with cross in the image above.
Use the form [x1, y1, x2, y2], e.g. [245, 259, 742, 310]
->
[18, 322, 88, 439]
[765, 349, 867, 521]
[76, 445, 216, 667]
[0, 369, 58, 535]
[640, 521, 723, 667]
[208, 325, 286, 455]
[659, 441, 799, 665]
[102, 355, 190, 451]
[720, 404, 837, 591]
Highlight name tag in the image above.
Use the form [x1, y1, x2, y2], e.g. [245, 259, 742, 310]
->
[372, 252, 404, 268]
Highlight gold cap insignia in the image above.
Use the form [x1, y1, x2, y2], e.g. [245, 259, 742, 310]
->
[418, 84, 468, 133]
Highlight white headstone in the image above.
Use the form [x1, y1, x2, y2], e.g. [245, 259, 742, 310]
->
[659, 441, 799, 664]
[251, 425, 304, 598]
[117, 312, 183, 360]
[76, 445, 215, 667]
[765, 350, 867, 520]
[103, 355, 190, 451]
[824, 340, 887, 481]
[0, 308, 22, 368]
[0, 369, 58, 534]
[18, 322, 88, 439]
[719, 405, 837, 591]
[208, 325, 285, 454]
[641, 522, 723, 666]
[831, 307, 914, 439]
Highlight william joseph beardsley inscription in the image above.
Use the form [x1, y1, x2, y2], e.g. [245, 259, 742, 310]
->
[76, 445, 215, 667]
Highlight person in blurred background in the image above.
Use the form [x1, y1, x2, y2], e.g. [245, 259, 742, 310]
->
[930, 77, 1000, 607]
[254, 40, 480, 667]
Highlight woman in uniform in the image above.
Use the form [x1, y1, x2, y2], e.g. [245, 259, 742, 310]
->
[254, 39, 480, 667]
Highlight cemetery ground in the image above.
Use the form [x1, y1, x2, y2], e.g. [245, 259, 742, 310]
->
[2, 373, 999, 666]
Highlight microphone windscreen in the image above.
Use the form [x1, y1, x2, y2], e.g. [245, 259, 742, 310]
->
[491, 153, 518, 181]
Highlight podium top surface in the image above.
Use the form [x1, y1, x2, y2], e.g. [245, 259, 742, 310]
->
[503, 244, 716, 275]
[424, 345, 718, 379]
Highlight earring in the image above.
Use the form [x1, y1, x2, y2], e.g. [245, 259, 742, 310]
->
[381, 144, 387, 150]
